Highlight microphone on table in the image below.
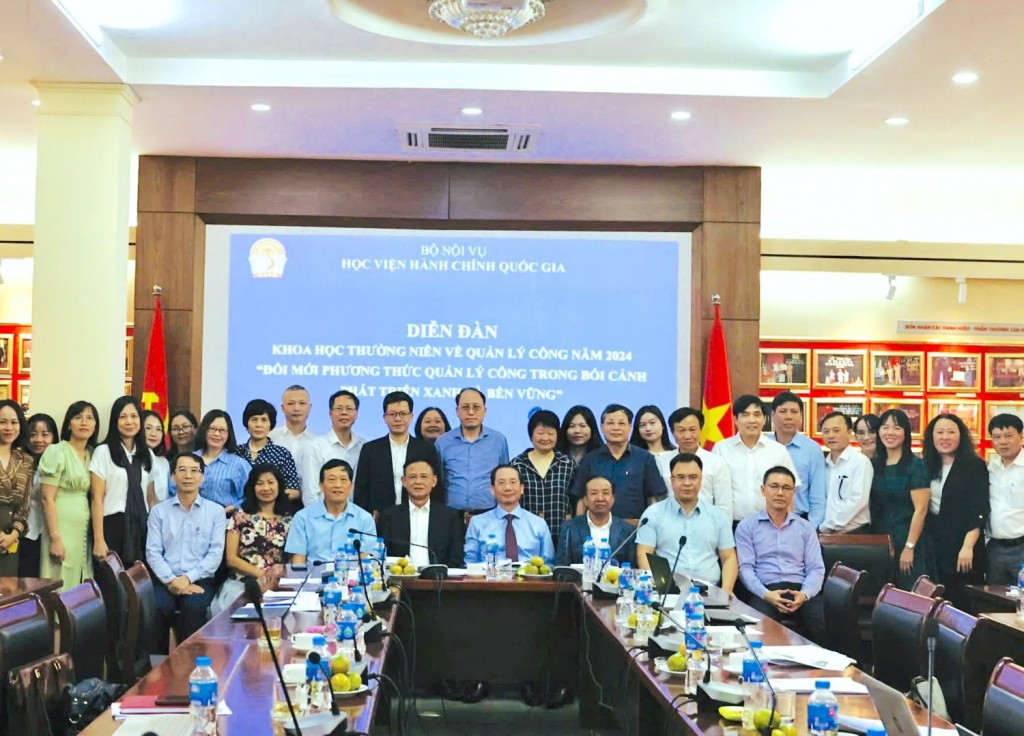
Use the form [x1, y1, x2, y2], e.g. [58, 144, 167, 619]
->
[654, 535, 686, 636]
[925, 616, 938, 736]
[349, 527, 439, 564]
[305, 652, 341, 716]
[243, 576, 303, 736]
[596, 518, 648, 581]
[650, 600, 712, 684]
[732, 617, 777, 736]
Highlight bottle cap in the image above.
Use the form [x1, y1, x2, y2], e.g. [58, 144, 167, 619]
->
[750, 641, 762, 649]
[690, 585, 701, 593]
[328, 576, 338, 583]
[353, 586, 364, 593]
[815, 679, 830, 689]
[585, 535, 593, 541]
[621, 562, 631, 568]
[866, 728, 887, 736]
[195, 656, 212, 667]
[313, 636, 326, 646]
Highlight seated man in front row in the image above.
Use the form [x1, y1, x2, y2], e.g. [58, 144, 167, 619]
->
[557, 475, 635, 567]
[377, 459, 464, 568]
[735, 466, 826, 643]
[636, 453, 737, 594]
[286, 459, 377, 564]
[146, 454, 226, 654]
[465, 465, 554, 565]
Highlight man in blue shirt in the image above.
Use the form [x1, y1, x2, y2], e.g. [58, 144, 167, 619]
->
[769, 392, 826, 529]
[570, 404, 667, 522]
[735, 466, 826, 643]
[465, 465, 554, 564]
[286, 459, 377, 564]
[146, 454, 227, 653]
[435, 388, 509, 515]
[636, 453, 737, 593]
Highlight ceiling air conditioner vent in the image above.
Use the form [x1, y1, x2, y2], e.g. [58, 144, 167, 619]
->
[400, 124, 538, 153]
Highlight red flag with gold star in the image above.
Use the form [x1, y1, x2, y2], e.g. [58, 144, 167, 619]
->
[142, 290, 169, 434]
[700, 298, 735, 449]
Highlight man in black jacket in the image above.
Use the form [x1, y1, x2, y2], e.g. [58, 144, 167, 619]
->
[377, 459, 463, 568]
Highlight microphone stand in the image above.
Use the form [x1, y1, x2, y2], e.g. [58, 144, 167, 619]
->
[596, 518, 648, 581]
[654, 535, 687, 636]
[351, 539, 375, 623]
[281, 560, 323, 620]
[651, 601, 711, 684]
[925, 617, 937, 736]
[243, 577, 303, 736]
[733, 618, 777, 736]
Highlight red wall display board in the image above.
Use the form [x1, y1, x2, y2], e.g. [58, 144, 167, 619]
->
[759, 340, 1024, 458]
[0, 324, 134, 413]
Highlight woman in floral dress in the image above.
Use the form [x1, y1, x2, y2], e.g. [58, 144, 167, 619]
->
[211, 463, 292, 614]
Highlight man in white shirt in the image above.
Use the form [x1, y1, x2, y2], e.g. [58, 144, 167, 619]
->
[818, 411, 873, 534]
[987, 413, 1024, 584]
[377, 460, 463, 568]
[668, 407, 732, 518]
[302, 390, 366, 508]
[711, 395, 798, 523]
[269, 385, 318, 487]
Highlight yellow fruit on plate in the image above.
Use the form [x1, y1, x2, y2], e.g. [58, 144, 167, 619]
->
[771, 727, 797, 736]
[330, 655, 349, 675]
[627, 612, 638, 627]
[538, 565, 551, 575]
[330, 673, 352, 692]
[666, 653, 687, 672]
[402, 565, 416, 575]
[604, 568, 620, 584]
[678, 642, 687, 656]
[530, 556, 544, 567]
[717, 705, 743, 722]
[389, 564, 404, 574]
[753, 709, 781, 730]
[397, 557, 409, 567]
[522, 564, 539, 575]
[347, 672, 362, 691]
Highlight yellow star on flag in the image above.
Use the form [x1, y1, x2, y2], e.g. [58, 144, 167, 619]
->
[700, 401, 730, 447]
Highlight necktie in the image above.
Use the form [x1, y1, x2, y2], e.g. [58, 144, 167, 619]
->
[504, 513, 519, 562]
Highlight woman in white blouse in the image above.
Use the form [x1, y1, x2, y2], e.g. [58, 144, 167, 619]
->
[89, 396, 155, 565]
[142, 410, 170, 508]
[630, 405, 677, 490]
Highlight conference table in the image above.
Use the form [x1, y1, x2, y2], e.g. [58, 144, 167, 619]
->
[965, 584, 1018, 614]
[0, 577, 62, 608]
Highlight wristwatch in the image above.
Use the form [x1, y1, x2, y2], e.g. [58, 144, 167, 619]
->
[905, 541, 915, 550]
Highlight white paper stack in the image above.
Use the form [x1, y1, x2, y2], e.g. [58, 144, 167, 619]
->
[838, 714, 958, 736]
[771, 677, 867, 694]
[759, 645, 856, 672]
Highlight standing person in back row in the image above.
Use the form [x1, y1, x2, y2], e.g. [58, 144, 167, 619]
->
[768, 392, 826, 529]
[302, 390, 365, 508]
[435, 388, 509, 520]
[269, 385, 318, 491]
[987, 413, 1024, 584]
[569, 404, 667, 524]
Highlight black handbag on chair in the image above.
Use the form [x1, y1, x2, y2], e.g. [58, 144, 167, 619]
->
[7, 653, 76, 736]
[61, 677, 127, 735]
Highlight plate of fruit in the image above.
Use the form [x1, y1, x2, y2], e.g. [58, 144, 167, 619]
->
[516, 557, 553, 578]
[654, 652, 688, 677]
[623, 611, 672, 630]
[387, 557, 419, 578]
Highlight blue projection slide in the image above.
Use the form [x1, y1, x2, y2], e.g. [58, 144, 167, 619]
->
[227, 231, 681, 444]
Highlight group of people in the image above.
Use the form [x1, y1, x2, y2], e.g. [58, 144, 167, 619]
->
[0, 382, 1019, 654]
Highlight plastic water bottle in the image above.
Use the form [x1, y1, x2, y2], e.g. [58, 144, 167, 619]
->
[322, 576, 343, 641]
[334, 545, 349, 586]
[337, 603, 358, 661]
[615, 562, 635, 622]
[683, 585, 704, 620]
[684, 595, 708, 692]
[350, 586, 368, 620]
[633, 570, 655, 643]
[188, 655, 217, 735]
[307, 636, 331, 713]
[1017, 564, 1024, 620]
[808, 679, 839, 736]
[376, 536, 387, 564]
[581, 536, 597, 591]
[741, 641, 766, 730]
[485, 534, 500, 580]
[597, 537, 611, 580]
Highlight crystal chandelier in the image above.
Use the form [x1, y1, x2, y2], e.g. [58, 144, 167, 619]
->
[428, 0, 547, 39]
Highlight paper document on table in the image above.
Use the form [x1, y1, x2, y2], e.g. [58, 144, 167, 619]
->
[109, 714, 193, 735]
[263, 590, 298, 599]
[271, 591, 320, 612]
[771, 677, 866, 694]
[279, 577, 312, 586]
[112, 700, 232, 720]
[759, 645, 855, 671]
[838, 714, 958, 736]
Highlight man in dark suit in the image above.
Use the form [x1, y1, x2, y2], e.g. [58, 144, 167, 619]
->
[377, 459, 464, 568]
[355, 391, 443, 518]
[557, 476, 636, 567]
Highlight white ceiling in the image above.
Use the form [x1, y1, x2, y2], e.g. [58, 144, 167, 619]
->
[1, 0, 1023, 240]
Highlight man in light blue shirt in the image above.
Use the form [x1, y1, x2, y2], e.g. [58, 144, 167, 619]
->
[435, 388, 509, 513]
[286, 458, 377, 564]
[636, 453, 737, 593]
[769, 392, 826, 529]
[465, 465, 554, 564]
[146, 454, 227, 653]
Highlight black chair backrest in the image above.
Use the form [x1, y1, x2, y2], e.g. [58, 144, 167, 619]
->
[118, 561, 156, 684]
[93, 550, 126, 680]
[823, 562, 866, 662]
[0, 596, 54, 733]
[982, 657, 1024, 736]
[819, 534, 894, 602]
[53, 580, 108, 682]
[871, 583, 940, 691]
[932, 601, 978, 726]
[912, 574, 945, 599]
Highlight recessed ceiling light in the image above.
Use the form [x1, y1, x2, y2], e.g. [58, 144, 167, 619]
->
[885, 116, 909, 126]
[250, 103, 271, 112]
[952, 71, 978, 85]
[461, 107, 483, 116]
[31, 99, 40, 107]
[670, 111, 692, 121]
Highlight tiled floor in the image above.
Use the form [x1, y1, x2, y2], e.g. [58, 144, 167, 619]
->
[373, 696, 604, 736]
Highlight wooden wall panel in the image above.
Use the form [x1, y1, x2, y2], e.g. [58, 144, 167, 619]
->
[195, 159, 451, 220]
[138, 157, 197, 213]
[700, 223, 760, 321]
[703, 166, 760, 224]
[133, 213, 199, 310]
[449, 164, 703, 224]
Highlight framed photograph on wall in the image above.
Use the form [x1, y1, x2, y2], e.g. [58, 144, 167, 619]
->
[811, 398, 867, 437]
[18, 335, 31, 374]
[758, 349, 810, 388]
[929, 399, 983, 439]
[984, 401, 1024, 438]
[124, 380, 133, 395]
[0, 381, 10, 401]
[0, 336, 11, 375]
[871, 398, 925, 439]
[125, 336, 133, 377]
[986, 354, 1024, 392]
[759, 394, 810, 435]
[813, 350, 867, 389]
[927, 352, 979, 391]
[17, 381, 29, 411]
[870, 350, 924, 391]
